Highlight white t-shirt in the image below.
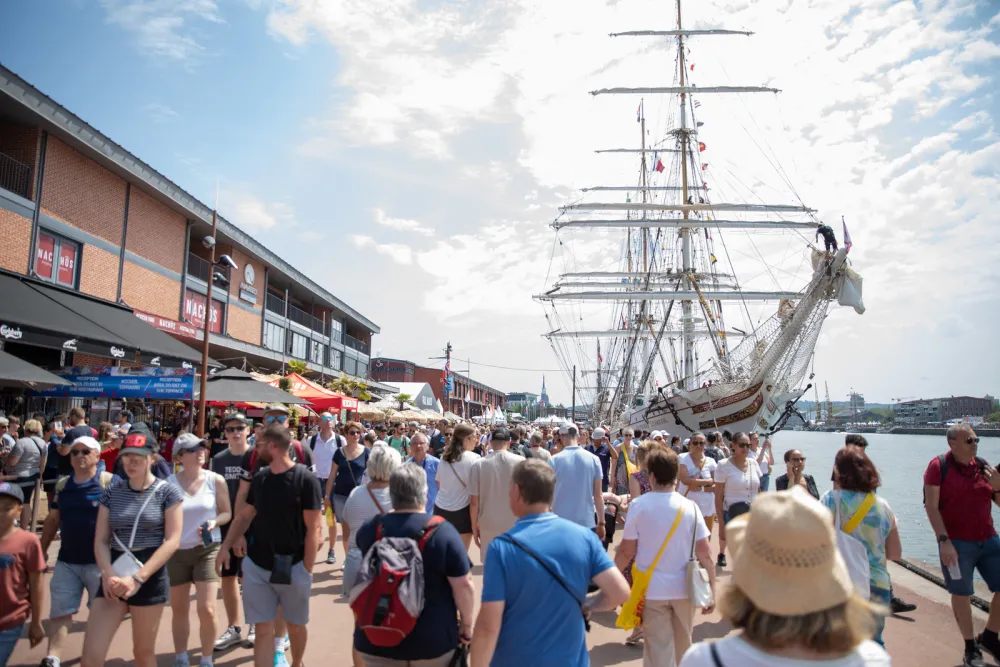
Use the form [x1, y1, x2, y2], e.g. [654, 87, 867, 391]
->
[715, 458, 762, 510]
[679, 636, 891, 667]
[752, 447, 770, 475]
[622, 492, 709, 600]
[677, 453, 718, 517]
[310, 432, 343, 479]
[435, 451, 481, 511]
[342, 484, 393, 552]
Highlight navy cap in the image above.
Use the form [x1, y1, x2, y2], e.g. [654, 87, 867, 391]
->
[490, 428, 511, 442]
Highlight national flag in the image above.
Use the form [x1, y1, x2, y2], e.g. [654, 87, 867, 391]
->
[655, 158, 665, 173]
[710, 253, 718, 264]
[694, 100, 702, 108]
[696, 121, 704, 127]
[699, 141, 707, 152]
[690, 63, 695, 71]
[842, 216, 853, 254]
[597, 341, 603, 364]
[636, 101, 642, 123]
[701, 163, 708, 170]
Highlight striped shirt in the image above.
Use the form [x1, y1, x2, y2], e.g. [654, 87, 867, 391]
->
[99, 479, 183, 551]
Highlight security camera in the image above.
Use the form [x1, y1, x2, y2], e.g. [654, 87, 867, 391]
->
[202, 236, 216, 249]
[218, 254, 239, 271]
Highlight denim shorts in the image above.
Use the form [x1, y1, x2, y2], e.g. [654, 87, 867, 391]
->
[333, 493, 350, 524]
[50, 560, 102, 618]
[0, 624, 23, 667]
[242, 556, 313, 626]
[942, 535, 1000, 596]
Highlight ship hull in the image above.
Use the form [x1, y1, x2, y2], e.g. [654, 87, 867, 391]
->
[625, 379, 795, 436]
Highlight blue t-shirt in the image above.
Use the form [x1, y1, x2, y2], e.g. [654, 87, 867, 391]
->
[332, 447, 369, 497]
[408, 455, 440, 510]
[586, 443, 612, 492]
[483, 513, 615, 666]
[51, 473, 106, 564]
[550, 446, 602, 528]
[354, 512, 471, 660]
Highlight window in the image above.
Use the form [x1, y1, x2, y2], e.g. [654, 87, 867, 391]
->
[329, 349, 342, 370]
[343, 356, 357, 376]
[35, 231, 79, 288]
[263, 321, 285, 352]
[357, 360, 368, 378]
[289, 332, 307, 359]
[330, 318, 343, 340]
[310, 341, 325, 365]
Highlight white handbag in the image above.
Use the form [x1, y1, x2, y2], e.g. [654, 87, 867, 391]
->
[111, 480, 161, 580]
[834, 491, 872, 600]
[686, 506, 714, 608]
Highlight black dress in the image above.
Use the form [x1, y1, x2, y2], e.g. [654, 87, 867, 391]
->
[774, 472, 820, 499]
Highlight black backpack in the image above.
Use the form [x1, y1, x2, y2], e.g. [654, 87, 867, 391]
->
[924, 453, 989, 508]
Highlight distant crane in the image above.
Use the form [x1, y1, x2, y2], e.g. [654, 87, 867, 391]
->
[814, 384, 822, 422]
[825, 382, 834, 425]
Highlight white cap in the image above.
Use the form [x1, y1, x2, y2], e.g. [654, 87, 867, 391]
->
[650, 430, 664, 439]
[558, 422, 579, 436]
[73, 436, 101, 452]
[592, 427, 607, 440]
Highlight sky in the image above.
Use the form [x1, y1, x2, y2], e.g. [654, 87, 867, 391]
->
[1, 0, 998, 406]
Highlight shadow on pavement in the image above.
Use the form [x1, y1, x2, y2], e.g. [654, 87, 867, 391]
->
[692, 619, 732, 642]
[589, 639, 642, 665]
[591, 610, 621, 630]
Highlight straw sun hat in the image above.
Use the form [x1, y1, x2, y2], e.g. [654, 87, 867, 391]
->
[726, 486, 855, 616]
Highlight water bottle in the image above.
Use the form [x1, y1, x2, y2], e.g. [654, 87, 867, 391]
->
[946, 561, 962, 581]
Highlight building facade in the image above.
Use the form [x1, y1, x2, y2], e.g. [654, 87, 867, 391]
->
[0, 66, 377, 381]
[894, 396, 995, 424]
[371, 357, 505, 418]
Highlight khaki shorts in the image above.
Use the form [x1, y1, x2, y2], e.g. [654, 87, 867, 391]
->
[167, 543, 221, 586]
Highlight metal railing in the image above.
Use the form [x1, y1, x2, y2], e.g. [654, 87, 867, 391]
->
[0, 152, 31, 200]
[311, 316, 325, 334]
[187, 252, 230, 284]
[288, 303, 312, 329]
[344, 333, 370, 355]
[265, 292, 285, 315]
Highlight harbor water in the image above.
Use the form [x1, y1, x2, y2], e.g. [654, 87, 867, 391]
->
[763, 431, 1000, 570]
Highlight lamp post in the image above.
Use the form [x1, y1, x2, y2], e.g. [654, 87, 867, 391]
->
[196, 207, 238, 437]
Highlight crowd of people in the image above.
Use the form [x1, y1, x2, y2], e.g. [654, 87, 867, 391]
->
[0, 404, 994, 666]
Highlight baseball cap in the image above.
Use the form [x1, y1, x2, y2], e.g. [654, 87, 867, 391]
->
[173, 433, 209, 456]
[0, 482, 25, 504]
[558, 423, 579, 437]
[490, 428, 511, 441]
[72, 436, 101, 452]
[63, 423, 95, 448]
[120, 423, 158, 456]
[650, 430, 664, 439]
[264, 403, 290, 415]
[592, 427, 607, 440]
[223, 412, 248, 426]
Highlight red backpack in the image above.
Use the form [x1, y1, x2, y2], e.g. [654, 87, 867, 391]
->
[349, 515, 445, 647]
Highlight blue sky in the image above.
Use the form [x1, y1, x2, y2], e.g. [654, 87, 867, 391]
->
[1, 0, 998, 406]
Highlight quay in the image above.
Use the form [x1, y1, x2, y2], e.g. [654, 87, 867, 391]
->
[7, 529, 989, 666]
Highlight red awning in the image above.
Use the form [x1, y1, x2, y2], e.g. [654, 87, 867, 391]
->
[267, 373, 357, 411]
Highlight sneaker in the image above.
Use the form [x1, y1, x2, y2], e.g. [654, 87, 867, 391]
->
[273, 651, 290, 667]
[977, 633, 1000, 662]
[326, 549, 336, 565]
[890, 596, 916, 614]
[214, 626, 242, 651]
[174, 658, 190, 667]
[964, 644, 986, 667]
[246, 625, 255, 648]
[39, 658, 59, 667]
[281, 635, 291, 652]
[716, 553, 727, 568]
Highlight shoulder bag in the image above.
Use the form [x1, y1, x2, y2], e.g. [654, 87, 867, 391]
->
[366, 484, 387, 515]
[834, 490, 874, 600]
[111, 479, 162, 579]
[498, 533, 591, 632]
[616, 506, 685, 630]
[686, 503, 713, 607]
[448, 460, 468, 491]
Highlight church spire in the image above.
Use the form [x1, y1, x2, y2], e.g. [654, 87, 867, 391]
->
[540, 375, 550, 407]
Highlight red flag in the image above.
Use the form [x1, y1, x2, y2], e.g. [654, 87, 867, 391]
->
[690, 63, 695, 71]
[655, 159, 665, 173]
[842, 216, 853, 254]
[701, 163, 708, 170]
[698, 142, 707, 152]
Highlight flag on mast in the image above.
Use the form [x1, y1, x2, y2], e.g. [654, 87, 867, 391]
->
[842, 216, 853, 254]
[655, 158, 665, 173]
[636, 101, 642, 123]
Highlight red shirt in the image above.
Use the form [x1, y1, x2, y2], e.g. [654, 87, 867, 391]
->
[0, 528, 47, 631]
[99, 448, 119, 473]
[924, 452, 997, 542]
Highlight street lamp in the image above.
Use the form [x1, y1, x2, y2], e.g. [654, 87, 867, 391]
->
[196, 207, 238, 438]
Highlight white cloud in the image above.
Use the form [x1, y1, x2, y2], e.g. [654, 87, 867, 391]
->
[100, 0, 223, 62]
[350, 234, 414, 265]
[143, 102, 179, 123]
[373, 209, 434, 237]
[222, 188, 296, 232]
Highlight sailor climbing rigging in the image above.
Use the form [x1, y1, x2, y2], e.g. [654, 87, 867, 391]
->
[815, 223, 838, 253]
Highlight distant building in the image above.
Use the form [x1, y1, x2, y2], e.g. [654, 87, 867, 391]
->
[540, 376, 551, 407]
[371, 357, 505, 418]
[382, 382, 438, 412]
[849, 392, 865, 414]
[506, 392, 539, 408]
[894, 396, 994, 424]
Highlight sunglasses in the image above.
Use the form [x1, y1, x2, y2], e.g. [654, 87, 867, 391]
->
[70, 448, 92, 456]
[736, 443, 750, 448]
[265, 415, 288, 424]
[690, 441, 706, 446]
[225, 425, 246, 433]
[790, 457, 806, 463]
[321, 416, 334, 422]
[348, 430, 362, 436]
[183, 445, 207, 454]
[967, 437, 981, 445]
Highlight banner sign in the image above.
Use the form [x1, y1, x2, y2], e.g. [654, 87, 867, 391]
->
[133, 310, 200, 340]
[0, 321, 136, 359]
[36, 366, 195, 399]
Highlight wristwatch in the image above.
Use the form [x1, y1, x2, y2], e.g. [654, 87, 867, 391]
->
[132, 573, 147, 585]
[938, 534, 949, 544]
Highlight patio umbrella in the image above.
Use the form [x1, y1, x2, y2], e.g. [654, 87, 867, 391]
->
[0, 349, 73, 390]
[196, 368, 308, 405]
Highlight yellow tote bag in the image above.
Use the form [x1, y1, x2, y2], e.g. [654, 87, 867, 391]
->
[616, 506, 685, 630]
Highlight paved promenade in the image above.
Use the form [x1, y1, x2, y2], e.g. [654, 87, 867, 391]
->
[8, 530, 994, 666]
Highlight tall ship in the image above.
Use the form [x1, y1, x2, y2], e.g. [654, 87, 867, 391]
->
[534, 0, 865, 436]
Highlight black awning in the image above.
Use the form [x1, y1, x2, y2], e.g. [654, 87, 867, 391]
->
[0, 273, 137, 359]
[0, 348, 73, 389]
[24, 282, 206, 367]
[196, 367, 309, 404]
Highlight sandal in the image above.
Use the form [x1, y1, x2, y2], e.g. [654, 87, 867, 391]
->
[625, 629, 643, 646]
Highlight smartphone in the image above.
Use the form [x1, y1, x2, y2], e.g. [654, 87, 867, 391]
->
[201, 521, 217, 547]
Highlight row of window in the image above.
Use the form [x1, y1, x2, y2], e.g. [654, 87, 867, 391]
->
[263, 321, 366, 376]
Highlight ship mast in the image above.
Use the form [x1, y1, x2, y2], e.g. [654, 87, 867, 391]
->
[676, 0, 694, 390]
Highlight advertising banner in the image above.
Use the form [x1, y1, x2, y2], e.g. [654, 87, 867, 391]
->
[36, 366, 195, 400]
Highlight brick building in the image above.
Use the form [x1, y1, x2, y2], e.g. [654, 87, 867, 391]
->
[371, 357, 505, 418]
[894, 395, 995, 424]
[0, 65, 378, 384]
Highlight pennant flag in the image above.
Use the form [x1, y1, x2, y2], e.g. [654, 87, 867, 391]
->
[842, 216, 853, 253]
[702, 183, 708, 190]
[701, 163, 708, 170]
[690, 63, 695, 71]
[699, 141, 707, 152]
[710, 254, 718, 265]
[636, 102, 642, 123]
[694, 100, 702, 108]
[655, 158, 665, 173]
[597, 341, 603, 364]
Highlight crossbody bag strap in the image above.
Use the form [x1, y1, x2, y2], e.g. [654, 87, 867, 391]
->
[499, 533, 591, 632]
[710, 643, 725, 667]
[843, 492, 876, 534]
[448, 460, 468, 490]
[689, 502, 699, 560]
[115, 479, 161, 552]
[366, 484, 386, 515]
[649, 506, 686, 572]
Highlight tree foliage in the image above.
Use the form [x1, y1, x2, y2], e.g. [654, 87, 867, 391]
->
[326, 373, 373, 402]
[286, 360, 308, 375]
[393, 393, 413, 410]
